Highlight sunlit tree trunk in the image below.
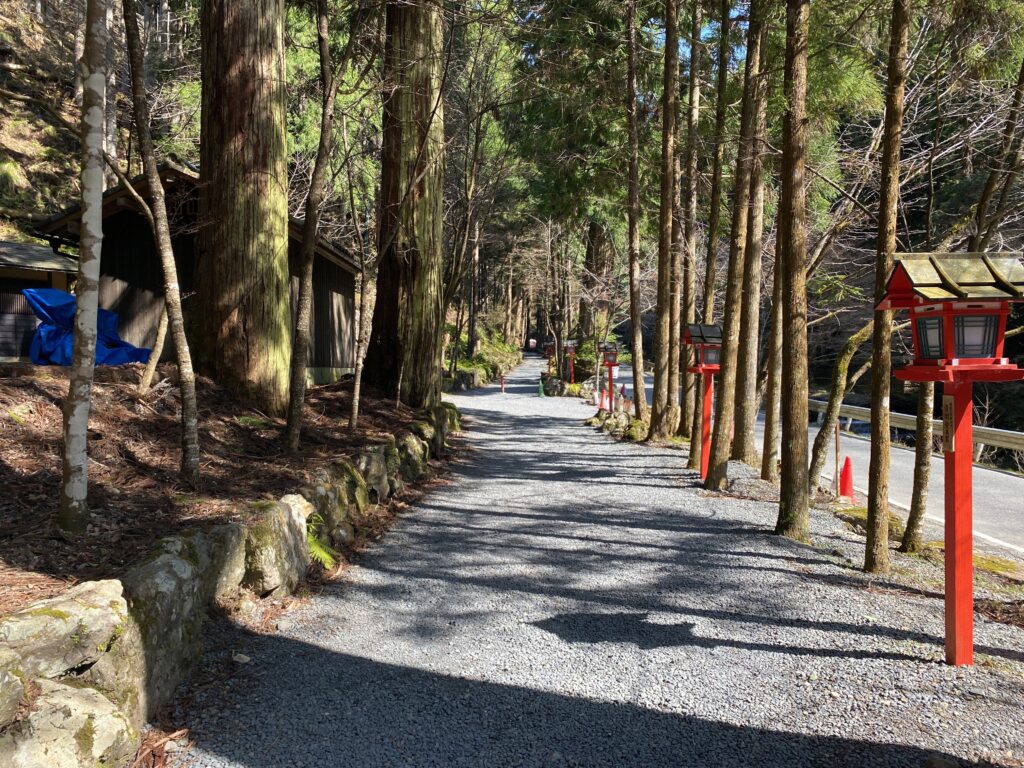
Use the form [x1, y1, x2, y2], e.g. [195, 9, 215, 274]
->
[678, 0, 700, 441]
[363, 0, 446, 409]
[691, 0, 729, 462]
[197, 0, 291, 416]
[760, 234, 783, 482]
[732, 34, 769, 465]
[123, 0, 200, 483]
[866, 0, 910, 573]
[649, 0, 679, 440]
[625, 0, 648, 421]
[60, 0, 108, 536]
[774, 0, 810, 540]
[706, 0, 764, 488]
[900, 382, 934, 553]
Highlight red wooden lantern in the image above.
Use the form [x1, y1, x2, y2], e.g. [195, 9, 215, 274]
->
[878, 252, 1024, 666]
[598, 342, 619, 411]
[683, 324, 723, 479]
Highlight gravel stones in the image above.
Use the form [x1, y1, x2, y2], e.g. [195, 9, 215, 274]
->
[180, 359, 1024, 768]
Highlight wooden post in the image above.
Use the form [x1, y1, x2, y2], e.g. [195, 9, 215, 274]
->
[834, 420, 840, 496]
[701, 373, 714, 480]
[943, 380, 974, 666]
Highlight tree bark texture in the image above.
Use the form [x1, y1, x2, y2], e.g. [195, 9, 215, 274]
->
[363, 0, 446, 409]
[760, 233, 783, 482]
[701, 0, 730, 326]
[732, 36, 769, 466]
[197, 0, 291, 416]
[774, 0, 810, 540]
[649, 0, 679, 440]
[625, 0, 649, 421]
[705, 0, 764, 488]
[679, 0, 701, 442]
[866, 0, 910, 574]
[284, 0, 337, 454]
[60, 0, 108, 535]
[123, 0, 201, 484]
[900, 381, 934, 553]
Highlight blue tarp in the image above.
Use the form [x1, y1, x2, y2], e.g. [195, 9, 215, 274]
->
[22, 288, 151, 366]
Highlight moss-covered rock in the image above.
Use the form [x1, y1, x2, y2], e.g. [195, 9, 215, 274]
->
[440, 401, 461, 432]
[398, 433, 429, 480]
[411, 420, 437, 459]
[624, 418, 649, 442]
[332, 458, 370, 514]
[0, 580, 127, 681]
[0, 679, 136, 768]
[355, 445, 391, 503]
[242, 499, 310, 598]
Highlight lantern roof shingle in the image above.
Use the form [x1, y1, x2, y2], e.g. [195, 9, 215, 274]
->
[878, 252, 1024, 309]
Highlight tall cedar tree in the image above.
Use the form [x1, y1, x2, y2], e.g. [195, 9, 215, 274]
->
[761, 233, 784, 482]
[363, 0, 446, 408]
[60, 0, 108, 535]
[122, 0, 201, 484]
[197, 0, 292, 416]
[705, 0, 765, 489]
[649, 0, 680, 439]
[625, 0, 649, 421]
[678, 0, 701, 439]
[732, 23, 769, 465]
[775, 0, 810, 539]
[866, 0, 911, 573]
[690, 0, 729, 467]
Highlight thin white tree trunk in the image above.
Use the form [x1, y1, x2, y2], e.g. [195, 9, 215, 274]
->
[60, 0, 108, 535]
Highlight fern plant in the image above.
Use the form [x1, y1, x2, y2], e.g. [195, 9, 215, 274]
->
[306, 513, 341, 570]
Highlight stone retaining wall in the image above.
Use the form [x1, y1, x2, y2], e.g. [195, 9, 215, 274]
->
[0, 402, 461, 768]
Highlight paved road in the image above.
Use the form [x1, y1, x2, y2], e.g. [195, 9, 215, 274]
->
[181, 358, 1023, 768]
[616, 366, 1024, 554]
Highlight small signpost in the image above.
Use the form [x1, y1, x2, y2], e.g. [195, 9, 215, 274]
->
[598, 341, 618, 412]
[878, 252, 1024, 666]
[683, 324, 723, 480]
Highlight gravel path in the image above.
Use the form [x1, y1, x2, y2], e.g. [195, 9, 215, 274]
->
[181, 357, 1024, 768]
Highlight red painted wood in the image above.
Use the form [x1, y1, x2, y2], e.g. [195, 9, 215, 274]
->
[944, 380, 974, 666]
[701, 373, 713, 480]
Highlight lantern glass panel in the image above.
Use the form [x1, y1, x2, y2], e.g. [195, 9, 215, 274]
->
[916, 317, 944, 360]
[953, 314, 997, 358]
[704, 346, 721, 365]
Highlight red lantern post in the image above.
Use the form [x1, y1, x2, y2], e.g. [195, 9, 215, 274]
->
[564, 339, 578, 384]
[684, 324, 723, 480]
[878, 252, 1024, 666]
[598, 342, 618, 412]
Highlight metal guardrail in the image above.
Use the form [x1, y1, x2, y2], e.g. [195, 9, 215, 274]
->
[807, 399, 1024, 452]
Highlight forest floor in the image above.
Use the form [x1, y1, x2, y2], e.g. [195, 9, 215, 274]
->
[0, 363, 431, 616]
[174, 357, 1024, 768]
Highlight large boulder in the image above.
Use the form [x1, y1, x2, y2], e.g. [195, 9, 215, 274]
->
[0, 668, 24, 730]
[0, 581, 127, 681]
[0, 680, 136, 768]
[331, 459, 370, 514]
[355, 445, 390, 503]
[439, 401, 461, 433]
[242, 497, 311, 597]
[411, 420, 437, 459]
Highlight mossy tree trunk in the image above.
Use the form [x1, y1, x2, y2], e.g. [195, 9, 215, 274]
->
[705, 0, 764, 489]
[774, 0, 810, 540]
[866, 0, 911, 574]
[197, 0, 291, 416]
[363, 0, 446, 409]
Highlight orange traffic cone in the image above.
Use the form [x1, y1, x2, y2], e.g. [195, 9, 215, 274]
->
[839, 456, 854, 501]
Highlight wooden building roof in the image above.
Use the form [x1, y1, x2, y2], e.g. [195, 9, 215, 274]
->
[0, 240, 77, 273]
[878, 252, 1024, 309]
